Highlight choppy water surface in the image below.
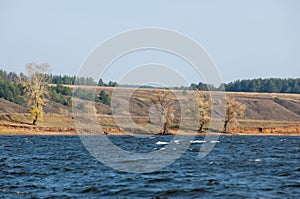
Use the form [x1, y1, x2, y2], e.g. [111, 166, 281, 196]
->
[0, 135, 299, 198]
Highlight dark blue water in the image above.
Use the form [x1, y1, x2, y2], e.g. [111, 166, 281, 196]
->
[0, 136, 299, 198]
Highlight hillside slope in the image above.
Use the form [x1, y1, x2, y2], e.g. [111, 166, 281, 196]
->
[0, 98, 71, 114]
[226, 92, 300, 121]
[0, 88, 300, 126]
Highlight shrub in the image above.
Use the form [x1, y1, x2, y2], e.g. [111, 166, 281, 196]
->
[98, 90, 111, 106]
[273, 97, 280, 103]
[0, 79, 24, 105]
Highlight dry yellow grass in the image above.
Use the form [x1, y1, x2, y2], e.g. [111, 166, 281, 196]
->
[0, 86, 299, 135]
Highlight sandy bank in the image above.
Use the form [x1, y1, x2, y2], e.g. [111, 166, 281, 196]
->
[0, 123, 299, 136]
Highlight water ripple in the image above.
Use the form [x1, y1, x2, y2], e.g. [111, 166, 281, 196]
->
[0, 135, 299, 198]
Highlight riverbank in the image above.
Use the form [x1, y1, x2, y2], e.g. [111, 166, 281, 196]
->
[1, 89, 300, 136]
[1, 123, 299, 136]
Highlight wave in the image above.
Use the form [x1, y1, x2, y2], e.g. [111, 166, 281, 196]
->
[248, 159, 263, 162]
[190, 140, 207, 143]
[156, 141, 169, 145]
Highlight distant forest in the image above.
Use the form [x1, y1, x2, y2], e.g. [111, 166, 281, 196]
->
[0, 69, 118, 106]
[189, 78, 300, 94]
[0, 69, 118, 87]
[0, 69, 299, 106]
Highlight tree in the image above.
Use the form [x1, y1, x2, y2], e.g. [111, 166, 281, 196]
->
[98, 90, 111, 106]
[190, 83, 197, 90]
[197, 82, 209, 91]
[48, 85, 72, 106]
[195, 90, 211, 132]
[23, 63, 51, 125]
[108, 81, 118, 87]
[151, 90, 174, 135]
[185, 90, 211, 132]
[97, 78, 105, 86]
[224, 97, 245, 132]
[0, 78, 24, 104]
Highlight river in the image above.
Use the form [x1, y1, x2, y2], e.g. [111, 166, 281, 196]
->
[0, 135, 299, 198]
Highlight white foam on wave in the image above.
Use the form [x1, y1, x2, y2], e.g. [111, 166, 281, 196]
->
[210, 141, 220, 143]
[174, 140, 180, 144]
[248, 158, 263, 162]
[190, 140, 207, 143]
[156, 141, 169, 145]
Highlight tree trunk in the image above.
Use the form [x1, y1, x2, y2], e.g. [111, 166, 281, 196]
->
[33, 114, 38, 126]
[223, 120, 229, 133]
[162, 122, 168, 135]
[198, 123, 204, 133]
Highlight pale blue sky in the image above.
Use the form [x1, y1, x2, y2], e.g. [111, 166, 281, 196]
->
[0, 0, 299, 84]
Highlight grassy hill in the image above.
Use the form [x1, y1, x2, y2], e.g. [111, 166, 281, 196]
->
[93, 87, 300, 123]
[0, 86, 299, 134]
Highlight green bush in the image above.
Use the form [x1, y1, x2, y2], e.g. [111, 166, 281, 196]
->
[273, 97, 280, 103]
[0, 78, 24, 105]
[98, 90, 111, 106]
[48, 84, 72, 106]
[73, 88, 95, 101]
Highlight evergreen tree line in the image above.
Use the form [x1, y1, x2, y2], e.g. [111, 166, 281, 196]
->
[48, 85, 72, 106]
[0, 69, 24, 83]
[189, 78, 300, 94]
[224, 78, 300, 93]
[0, 69, 117, 106]
[0, 69, 113, 106]
[0, 78, 73, 106]
[0, 69, 118, 87]
[0, 78, 24, 105]
[50, 75, 118, 87]
[0, 69, 73, 106]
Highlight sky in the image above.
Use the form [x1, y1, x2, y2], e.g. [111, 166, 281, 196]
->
[0, 0, 299, 85]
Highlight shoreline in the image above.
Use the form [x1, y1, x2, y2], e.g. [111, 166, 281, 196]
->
[0, 124, 299, 136]
[1, 132, 299, 136]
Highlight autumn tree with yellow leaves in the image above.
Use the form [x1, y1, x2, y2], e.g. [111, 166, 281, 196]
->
[195, 90, 211, 132]
[23, 63, 50, 125]
[185, 90, 211, 133]
[224, 97, 245, 132]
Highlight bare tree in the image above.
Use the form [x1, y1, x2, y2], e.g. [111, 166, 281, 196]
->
[151, 90, 174, 135]
[23, 63, 50, 125]
[224, 97, 245, 132]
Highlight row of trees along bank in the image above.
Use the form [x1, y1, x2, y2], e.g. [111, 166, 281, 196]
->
[150, 89, 245, 135]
